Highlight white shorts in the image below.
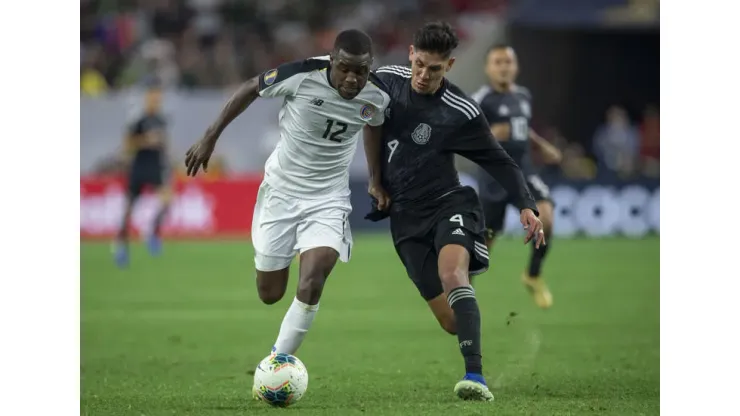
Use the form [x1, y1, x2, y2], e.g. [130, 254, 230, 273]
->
[251, 181, 353, 272]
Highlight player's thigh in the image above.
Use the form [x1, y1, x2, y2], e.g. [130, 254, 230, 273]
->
[480, 198, 508, 245]
[434, 212, 489, 282]
[252, 182, 300, 273]
[295, 196, 352, 265]
[536, 199, 554, 231]
[152, 168, 174, 204]
[394, 240, 445, 302]
[126, 170, 145, 203]
[527, 174, 554, 230]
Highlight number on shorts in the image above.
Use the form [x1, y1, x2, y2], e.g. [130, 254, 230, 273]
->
[511, 117, 529, 141]
[450, 214, 464, 227]
[387, 139, 399, 162]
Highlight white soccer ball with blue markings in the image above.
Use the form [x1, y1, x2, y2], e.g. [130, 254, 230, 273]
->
[252, 353, 309, 407]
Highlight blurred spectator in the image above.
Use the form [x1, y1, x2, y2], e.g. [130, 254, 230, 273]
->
[540, 127, 596, 180]
[639, 104, 660, 178]
[561, 143, 597, 180]
[81, 44, 109, 97]
[80, 0, 495, 90]
[593, 106, 640, 178]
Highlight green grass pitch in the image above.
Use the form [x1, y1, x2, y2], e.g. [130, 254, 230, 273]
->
[81, 235, 659, 415]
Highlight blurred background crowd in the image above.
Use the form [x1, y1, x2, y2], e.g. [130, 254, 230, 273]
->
[81, 0, 659, 183]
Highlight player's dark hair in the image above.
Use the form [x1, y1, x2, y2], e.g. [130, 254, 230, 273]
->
[413, 21, 459, 58]
[333, 29, 373, 56]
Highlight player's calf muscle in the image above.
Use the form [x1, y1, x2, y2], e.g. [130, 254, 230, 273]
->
[256, 269, 290, 304]
[297, 247, 338, 305]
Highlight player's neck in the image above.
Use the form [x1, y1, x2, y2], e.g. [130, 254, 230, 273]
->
[491, 82, 512, 93]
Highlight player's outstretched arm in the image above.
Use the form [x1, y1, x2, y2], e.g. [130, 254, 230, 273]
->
[448, 116, 546, 246]
[362, 124, 390, 210]
[185, 76, 260, 176]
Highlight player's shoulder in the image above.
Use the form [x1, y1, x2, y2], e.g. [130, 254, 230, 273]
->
[265, 56, 330, 86]
[361, 72, 392, 106]
[440, 80, 481, 121]
[470, 85, 492, 104]
[373, 65, 412, 85]
[511, 84, 532, 100]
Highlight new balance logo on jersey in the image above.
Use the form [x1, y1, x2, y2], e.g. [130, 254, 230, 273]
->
[452, 228, 465, 236]
[310, 98, 324, 106]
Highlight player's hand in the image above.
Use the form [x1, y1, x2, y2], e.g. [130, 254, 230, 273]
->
[368, 183, 391, 211]
[184, 137, 216, 177]
[520, 208, 546, 249]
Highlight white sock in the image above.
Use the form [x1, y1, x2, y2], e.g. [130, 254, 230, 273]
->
[272, 297, 319, 355]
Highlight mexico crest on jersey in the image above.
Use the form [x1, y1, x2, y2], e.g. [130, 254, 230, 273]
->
[360, 104, 375, 120]
[264, 69, 278, 85]
[411, 123, 432, 145]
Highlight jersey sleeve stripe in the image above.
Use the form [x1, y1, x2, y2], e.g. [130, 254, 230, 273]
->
[376, 68, 411, 78]
[443, 91, 480, 117]
[387, 65, 411, 74]
[441, 95, 475, 119]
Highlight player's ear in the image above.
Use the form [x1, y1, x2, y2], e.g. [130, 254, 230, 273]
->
[447, 57, 456, 72]
[408, 45, 415, 62]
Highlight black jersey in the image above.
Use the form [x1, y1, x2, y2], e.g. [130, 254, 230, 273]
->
[471, 85, 533, 170]
[373, 65, 537, 215]
[128, 113, 167, 169]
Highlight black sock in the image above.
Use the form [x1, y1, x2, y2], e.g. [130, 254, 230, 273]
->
[528, 238, 550, 278]
[447, 285, 482, 375]
[152, 205, 169, 236]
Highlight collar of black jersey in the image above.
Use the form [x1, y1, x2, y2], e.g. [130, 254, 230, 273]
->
[409, 77, 448, 100]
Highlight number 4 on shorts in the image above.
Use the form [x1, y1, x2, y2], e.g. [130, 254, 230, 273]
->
[450, 214, 464, 227]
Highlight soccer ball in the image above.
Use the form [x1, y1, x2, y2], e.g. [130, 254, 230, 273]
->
[252, 353, 309, 407]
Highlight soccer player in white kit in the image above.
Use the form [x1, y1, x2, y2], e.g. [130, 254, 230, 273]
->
[185, 30, 390, 357]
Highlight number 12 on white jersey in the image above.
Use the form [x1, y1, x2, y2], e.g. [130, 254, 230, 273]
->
[387, 139, 399, 162]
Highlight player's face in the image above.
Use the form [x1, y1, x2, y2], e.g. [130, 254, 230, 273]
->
[330, 50, 373, 100]
[409, 46, 455, 94]
[485, 47, 518, 87]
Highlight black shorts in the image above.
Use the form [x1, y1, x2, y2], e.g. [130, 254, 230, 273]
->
[390, 187, 489, 301]
[127, 164, 168, 199]
[481, 173, 552, 236]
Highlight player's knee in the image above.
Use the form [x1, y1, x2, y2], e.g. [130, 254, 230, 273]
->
[439, 266, 468, 291]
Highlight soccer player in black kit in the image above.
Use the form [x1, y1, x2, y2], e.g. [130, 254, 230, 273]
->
[471, 44, 563, 309]
[363, 22, 545, 401]
[113, 84, 172, 268]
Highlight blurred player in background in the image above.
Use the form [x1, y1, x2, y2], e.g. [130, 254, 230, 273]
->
[114, 82, 172, 268]
[184, 30, 390, 376]
[471, 44, 562, 309]
[365, 22, 544, 401]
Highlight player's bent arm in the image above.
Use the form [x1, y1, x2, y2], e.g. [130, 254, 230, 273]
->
[363, 124, 384, 186]
[448, 117, 539, 215]
[204, 76, 261, 140]
[529, 129, 562, 164]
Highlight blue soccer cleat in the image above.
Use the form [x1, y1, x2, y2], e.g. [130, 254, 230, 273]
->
[113, 242, 129, 268]
[147, 234, 162, 257]
[454, 373, 494, 401]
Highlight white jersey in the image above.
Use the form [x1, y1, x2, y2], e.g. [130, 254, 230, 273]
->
[258, 56, 391, 198]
